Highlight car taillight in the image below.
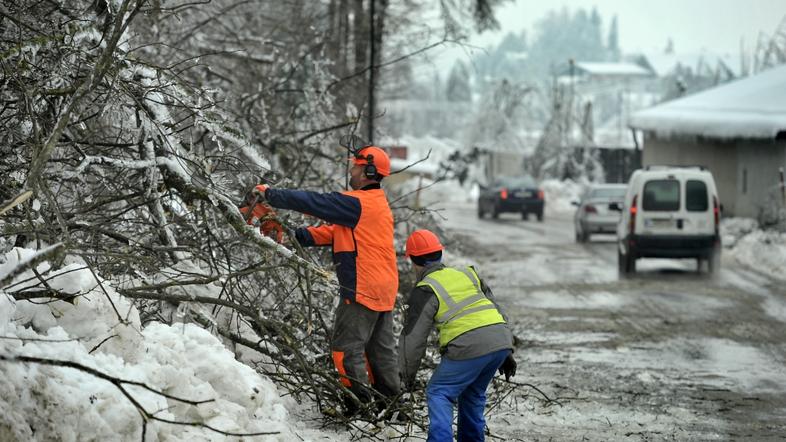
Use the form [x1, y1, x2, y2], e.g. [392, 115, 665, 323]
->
[537, 189, 544, 200]
[713, 196, 719, 234]
[500, 188, 508, 199]
[628, 194, 637, 234]
[584, 204, 597, 214]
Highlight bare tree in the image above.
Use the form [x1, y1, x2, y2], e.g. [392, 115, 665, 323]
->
[1, 0, 520, 437]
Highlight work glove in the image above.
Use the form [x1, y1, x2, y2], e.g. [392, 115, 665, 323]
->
[252, 184, 269, 200]
[239, 188, 284, 244]
[498, 354, 517, 382]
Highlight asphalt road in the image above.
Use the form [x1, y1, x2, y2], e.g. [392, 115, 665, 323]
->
[438, 201, 786, 441]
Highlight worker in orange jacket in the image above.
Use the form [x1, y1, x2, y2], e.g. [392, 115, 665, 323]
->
[248, 146, 400, 414]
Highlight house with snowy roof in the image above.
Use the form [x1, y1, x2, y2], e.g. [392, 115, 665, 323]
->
[630, 64, 786, 218]
[557, 61, 655, 81]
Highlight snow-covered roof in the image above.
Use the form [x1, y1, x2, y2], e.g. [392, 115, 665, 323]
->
[630, 64, 786, 139]
[573, 62, 653, 77]
[594, 125, 639, 150]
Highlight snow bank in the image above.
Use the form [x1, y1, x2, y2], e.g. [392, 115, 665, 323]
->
[0, 247, 327, 441]
[722, 218, 786, 282]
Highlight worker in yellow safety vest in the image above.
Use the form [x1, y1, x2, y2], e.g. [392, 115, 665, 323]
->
[398, 229, 517, 441]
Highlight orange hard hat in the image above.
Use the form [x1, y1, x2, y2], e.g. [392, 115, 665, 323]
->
[353, 146, 391, 176]
[405, 229, 443, 257]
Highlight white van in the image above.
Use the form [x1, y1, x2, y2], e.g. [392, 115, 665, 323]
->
[614, 166, 721, 274]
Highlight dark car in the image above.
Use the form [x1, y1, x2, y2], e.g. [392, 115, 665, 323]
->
[478, 176, 545, 221]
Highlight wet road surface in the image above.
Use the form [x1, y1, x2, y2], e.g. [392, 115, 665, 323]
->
[438, 202, 786, 441]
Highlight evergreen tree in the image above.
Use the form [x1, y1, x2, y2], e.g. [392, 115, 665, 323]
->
[608, 15, 620, 61]
[446, 60, 472, 102]
[497, 31, 527, 53]
[526, 7, 609, 80]
[665, 38, 675, 54]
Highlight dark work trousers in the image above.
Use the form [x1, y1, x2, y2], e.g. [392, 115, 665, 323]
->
[331, 299, 401, 404]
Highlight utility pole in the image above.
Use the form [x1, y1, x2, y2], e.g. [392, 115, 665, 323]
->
[367, 0, 376, 143]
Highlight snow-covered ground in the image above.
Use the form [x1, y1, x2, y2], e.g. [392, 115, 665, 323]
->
[722, 217, 786, 282]
[0, 248, 340, 441]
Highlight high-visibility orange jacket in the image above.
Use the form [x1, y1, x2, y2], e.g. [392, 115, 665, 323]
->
[265, 183, 398, 311]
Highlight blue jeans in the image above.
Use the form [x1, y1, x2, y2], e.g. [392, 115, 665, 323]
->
[426, 349, 510, 442]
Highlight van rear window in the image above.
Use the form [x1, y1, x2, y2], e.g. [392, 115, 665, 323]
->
[642, 180, 680, 211]
[686, 180, 709, 211]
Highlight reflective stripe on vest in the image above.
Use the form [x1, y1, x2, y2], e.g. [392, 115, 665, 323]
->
[417, 267, 506, 347]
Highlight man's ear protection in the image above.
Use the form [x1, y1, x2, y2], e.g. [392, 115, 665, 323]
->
[362, 154, 377, 179]
[354, 150, 377, 179]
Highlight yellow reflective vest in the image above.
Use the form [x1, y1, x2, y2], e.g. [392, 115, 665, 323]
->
[416, 266, 506, 347]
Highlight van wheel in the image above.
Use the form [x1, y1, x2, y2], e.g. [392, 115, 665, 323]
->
[618, 249, 636, 275]
[537, 211, 544, 222]
[708, 248, 720, 274]
[477, 205, 484, 219]
[491, 204, 500, 219]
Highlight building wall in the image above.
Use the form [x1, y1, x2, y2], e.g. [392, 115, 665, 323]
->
[735, 141, 786, 218]
[642, 134, 738, 215]
[642, 134, 786, 218]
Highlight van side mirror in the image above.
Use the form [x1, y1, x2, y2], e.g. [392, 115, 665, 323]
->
[609, 202, 622, 212]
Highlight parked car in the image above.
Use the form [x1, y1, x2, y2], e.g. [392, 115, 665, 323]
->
[572, 184, 627, 242]
[613, 166, 722, 275]
[478, 176, 545, 221]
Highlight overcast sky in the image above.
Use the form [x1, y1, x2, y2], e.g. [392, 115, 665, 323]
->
[426, 0, 786, 73]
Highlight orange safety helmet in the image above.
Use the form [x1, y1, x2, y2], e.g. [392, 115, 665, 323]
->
[353, 146, 391, 177]
[405, 229, 444, 257]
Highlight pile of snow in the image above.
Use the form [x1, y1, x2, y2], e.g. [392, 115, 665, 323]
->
[722, 218, 786, 282]
[0, 247, 332, 441]
[720, 217, 759, 247]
